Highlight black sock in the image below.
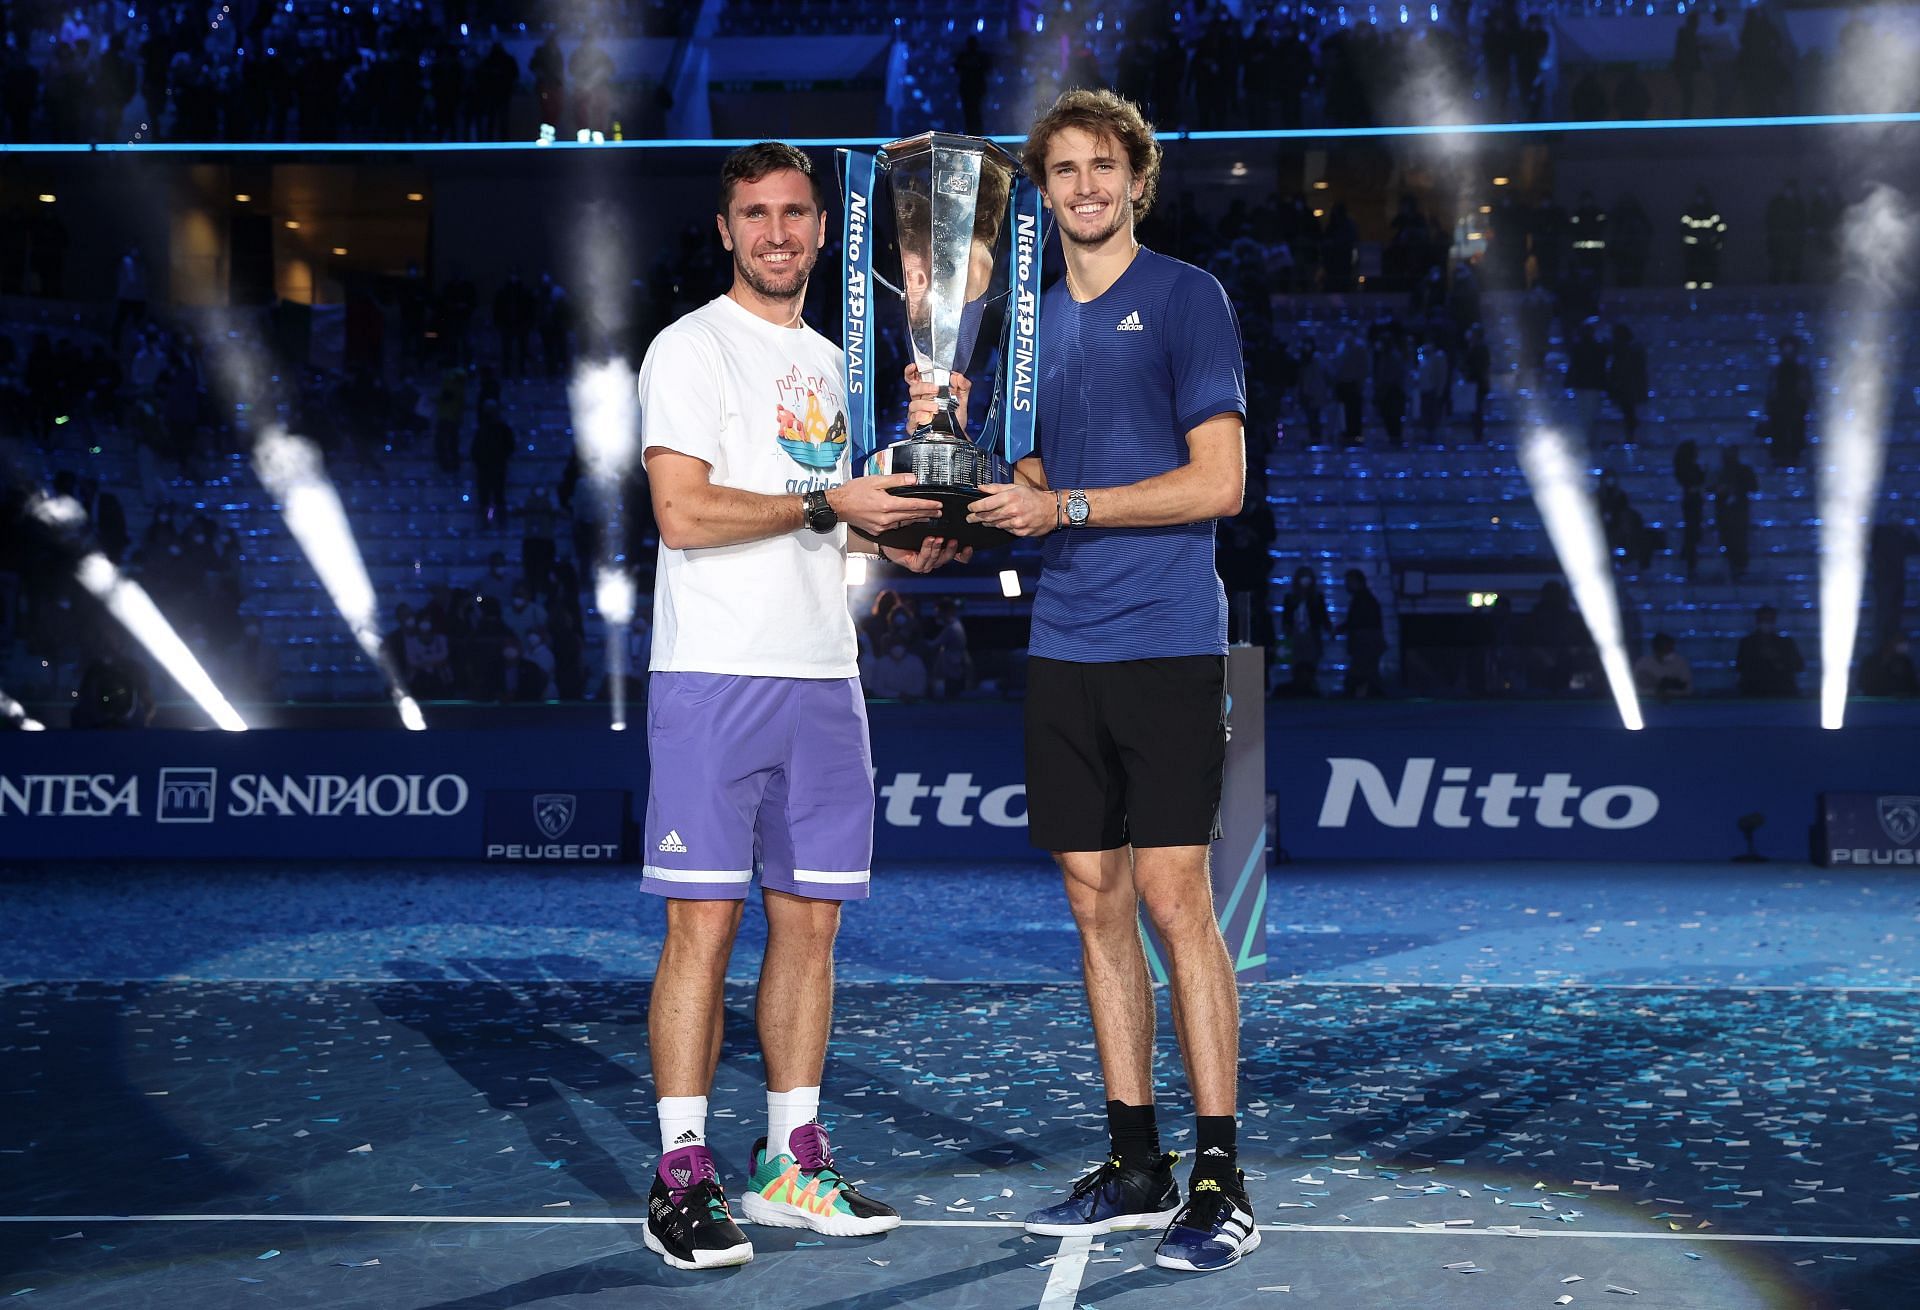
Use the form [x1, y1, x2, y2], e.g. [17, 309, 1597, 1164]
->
[1107, 1100, 1161, 1169]
[1194, 1115, 1238, 1181]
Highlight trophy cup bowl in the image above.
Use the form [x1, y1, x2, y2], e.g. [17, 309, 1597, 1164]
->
[857, 132, 1020, 551]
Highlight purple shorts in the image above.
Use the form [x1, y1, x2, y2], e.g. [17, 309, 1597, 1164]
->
[643, 672, 875, 902]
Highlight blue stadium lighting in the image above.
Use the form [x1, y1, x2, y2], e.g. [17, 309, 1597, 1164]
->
[976, 18, 984, 31]
[15, 113, 1920, 159]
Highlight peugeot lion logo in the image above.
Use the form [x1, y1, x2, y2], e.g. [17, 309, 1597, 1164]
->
[534, 793, 578, 840]
[1878, 797, 1920, 846]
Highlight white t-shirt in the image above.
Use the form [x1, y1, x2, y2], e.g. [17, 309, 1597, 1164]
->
[638, 295, 856, 678]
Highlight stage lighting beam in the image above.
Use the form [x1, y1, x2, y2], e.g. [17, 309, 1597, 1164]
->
[252, 428, 424, 730]
[0, 688, 45, 731]
[1518, 430, 1645, 732]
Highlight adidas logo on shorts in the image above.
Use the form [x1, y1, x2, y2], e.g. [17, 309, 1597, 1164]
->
[657, 829, 688, 853]
[1115, 310, 1145, 331]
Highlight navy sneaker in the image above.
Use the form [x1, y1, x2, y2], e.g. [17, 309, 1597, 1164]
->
[1154, 1169, 1260, 1272]
[1024, 1153, 1181, 1237]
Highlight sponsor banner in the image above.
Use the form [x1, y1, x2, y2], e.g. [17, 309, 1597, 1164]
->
[0, 731, 632, 859]
[1270, 725, 1913, 861]
[483, 789, 630, 862]
[0, 713, 1913, 863]
[1818, 792, 1920, 867]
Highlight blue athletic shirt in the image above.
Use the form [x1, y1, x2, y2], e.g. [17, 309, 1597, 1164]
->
[1029, 247, 1245, 662]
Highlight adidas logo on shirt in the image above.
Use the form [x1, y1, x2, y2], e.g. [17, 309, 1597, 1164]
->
[657, 829, 689, 853]
[1115, 310, 1145, 331]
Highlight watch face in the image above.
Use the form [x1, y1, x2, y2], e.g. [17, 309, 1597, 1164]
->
[1068, 494, 1089, 525]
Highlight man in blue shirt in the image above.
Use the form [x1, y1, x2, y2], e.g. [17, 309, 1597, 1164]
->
[966, 88, 1254, 1273]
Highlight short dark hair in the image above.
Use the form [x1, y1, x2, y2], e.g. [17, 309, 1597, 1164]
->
[719, 141, 824, 216]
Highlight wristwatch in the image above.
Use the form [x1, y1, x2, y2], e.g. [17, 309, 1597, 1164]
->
[802, 489, 838, 533]
[1065, 489, 1091, 528]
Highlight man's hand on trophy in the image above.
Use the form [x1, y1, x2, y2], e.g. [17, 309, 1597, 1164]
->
[967, 483, 1056, 537]
[827, 473, 944, 537]
[881, 536, 975, 574]
[904, 364, 972, 434]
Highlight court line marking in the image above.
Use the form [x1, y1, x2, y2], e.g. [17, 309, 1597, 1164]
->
[1037, 1235, 1091, 1310]
[2, 1216, 1916, 1246]
[5, 978, 1917, 993]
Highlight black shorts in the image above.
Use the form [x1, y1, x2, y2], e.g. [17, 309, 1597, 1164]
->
[1024, 655, 1226, 852]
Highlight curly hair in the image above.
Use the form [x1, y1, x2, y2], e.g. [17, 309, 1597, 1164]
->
[1020, 88, 1162, 225]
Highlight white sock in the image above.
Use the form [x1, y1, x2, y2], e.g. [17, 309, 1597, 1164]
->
[658, 1095, 708, 1154]
[767, 1085, 821, 1163]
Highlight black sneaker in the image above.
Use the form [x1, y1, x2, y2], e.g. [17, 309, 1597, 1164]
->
[643, 1144, 753, 1270]
[1023, 1152, 1182, 1237]
[1154, 1168, 1260, 1272]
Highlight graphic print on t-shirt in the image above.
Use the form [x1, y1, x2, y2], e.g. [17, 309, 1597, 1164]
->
[773, 363, 849, 471]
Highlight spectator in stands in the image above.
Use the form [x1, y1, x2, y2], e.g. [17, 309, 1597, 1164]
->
[521, 484, 559, 591]
[1415, 337, 1449, 443]
[1680, 187, 1725, 290]
[1338, 569, 1386, 698]
[539, 273, 572, 376]
[112, 246, 147, 353]
[1673, 10, 1704, 117]
[928, 598, 971, 699]
[1608, 193, 1652, 288]
[1870, 522, 1920, 649]
[528, 32, 564, 131]
[1615, 67, 1651, 121]
[405, 612, 453, 698]
[1607, 323, 1647, 443]
[1673, 439, 1707, 575]
[1372, 328, 1409, 448]
[1598, 471, 1658, 570]
[71, 641, 155, 729]
[570, 32, 615, 134]
[504, 580, 546, 645]
[1292, 338, 1332, 447]
[1279, 566, 1330, 697]
[1736, 605, 1805, 697]
[526, 626, 558, 692]
[433, 360, 468, 473]
[1858, 634, 1918, 698]
[1766, 180, 1807, 284]
[1217, 483, 1276, 651]
[475, 41, 519, 140]
[471, 398, 514, 529]
[862, 629, 928, 701]
[1525, 580, 1594, 694]
[494, 269, 535, 378]
[955, 36, 992, 136]
[1568, 318, 1609, 447]
[490, 638, 552, 702]
[1332, 331, 1367, 445]
[1460, 321, 1491, 441]
[1765, 336, 1812, 468]
[1633, 632, 1693, 700]
[1713, 445, 1758, 580]
[383, 602, 416, 673]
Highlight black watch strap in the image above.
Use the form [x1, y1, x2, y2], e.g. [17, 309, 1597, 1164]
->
[802, 489, 838, 533]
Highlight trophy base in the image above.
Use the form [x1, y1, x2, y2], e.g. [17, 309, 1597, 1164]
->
[853, 484, 1014, 551]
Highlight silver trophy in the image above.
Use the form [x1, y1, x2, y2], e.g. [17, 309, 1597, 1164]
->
[841, 132, 1044, 550]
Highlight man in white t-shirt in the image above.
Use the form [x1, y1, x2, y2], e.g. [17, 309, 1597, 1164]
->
[634, 141, 967, 1271]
